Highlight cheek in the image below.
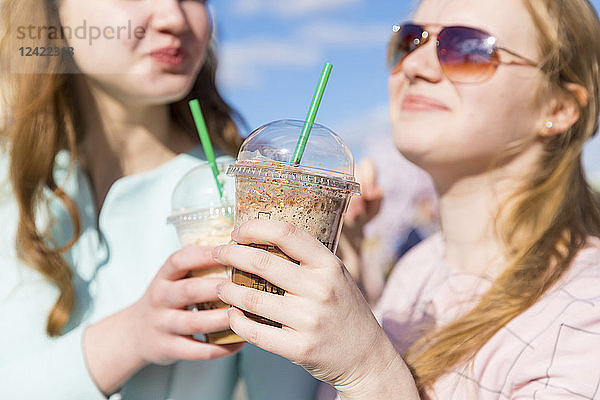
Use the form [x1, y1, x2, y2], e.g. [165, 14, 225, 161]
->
[388, 73, 408, 125]
[184, 3, 211, 37]
[459, 78, 541, 145]
[60, 4, 146, 74]
[182, 4, 211, 68]
[388, 74, 405, 106]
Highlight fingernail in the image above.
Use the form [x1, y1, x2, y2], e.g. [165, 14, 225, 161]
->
[216, 282, 226, 300]
[212, 245, 223, 260]
[231, 228, 239, 240]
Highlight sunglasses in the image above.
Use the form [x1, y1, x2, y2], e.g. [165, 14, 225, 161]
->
[387, 23, 538, 83]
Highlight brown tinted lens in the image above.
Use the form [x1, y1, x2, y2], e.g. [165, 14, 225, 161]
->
[387, 24, 426, 74]
[437, 26, 499, 83]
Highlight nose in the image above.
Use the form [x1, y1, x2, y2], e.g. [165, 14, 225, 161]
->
[150, 0, 188, 35]
[398, 38, 444, 83]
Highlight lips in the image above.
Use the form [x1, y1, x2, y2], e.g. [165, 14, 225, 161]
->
[150, 46, 185, 67]
[401, 94, 450, 111]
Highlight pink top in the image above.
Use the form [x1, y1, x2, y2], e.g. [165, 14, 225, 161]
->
[373, 233, 600, 399]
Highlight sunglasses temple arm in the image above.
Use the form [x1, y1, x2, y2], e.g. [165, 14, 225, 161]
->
[497, 46, 538, 67]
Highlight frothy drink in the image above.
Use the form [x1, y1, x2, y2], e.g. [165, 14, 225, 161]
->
[168, 161, 244, 344]
[177, 214, 234, 291]
[234, 168, 346, 249]
[173, 213, 243, 344]
[227, 120, 360, 327]
[228, 160, 358, 327]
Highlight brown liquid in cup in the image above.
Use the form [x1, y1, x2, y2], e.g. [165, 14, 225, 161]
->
[232, 169, 349, 327]
[232, 244, 294, 327]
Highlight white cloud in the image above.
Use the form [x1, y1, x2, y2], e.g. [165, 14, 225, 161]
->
[230, 0, 263, 15]
[217, 19, 391, 89]
[333, 103, 391, 158]
[231, 0, 360, 17]
[217, 38, 321, 89]
[295, 21, 390, 46]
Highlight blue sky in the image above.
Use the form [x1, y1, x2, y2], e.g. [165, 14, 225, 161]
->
[210, 0, 600, 186]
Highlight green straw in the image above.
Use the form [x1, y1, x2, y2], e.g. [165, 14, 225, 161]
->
[188, 99, 224, 198]
[291, 62, 333, 165]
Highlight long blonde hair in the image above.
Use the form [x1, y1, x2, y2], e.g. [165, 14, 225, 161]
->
[405, 0, 600, 391]
[0, 0, 243, 337]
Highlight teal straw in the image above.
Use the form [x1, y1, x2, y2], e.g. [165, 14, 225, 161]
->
[291, 62, 333, 165]
[188, 99, 224, 198]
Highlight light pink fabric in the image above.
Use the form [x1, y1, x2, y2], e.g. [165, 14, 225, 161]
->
[317, 234, 600, 399]
[374, 233, 600, 399]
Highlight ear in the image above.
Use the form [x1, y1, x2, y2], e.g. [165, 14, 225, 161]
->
[539, 82, 588, 137]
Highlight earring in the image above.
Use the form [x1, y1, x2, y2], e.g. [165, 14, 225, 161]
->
[545, 121, 553, 129]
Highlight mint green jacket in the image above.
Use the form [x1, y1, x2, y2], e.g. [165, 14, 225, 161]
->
[0, 146, 318, 399]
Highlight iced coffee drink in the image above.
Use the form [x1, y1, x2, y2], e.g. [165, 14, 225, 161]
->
[227, 120, 360, 326]
[168, 161, 244, 344]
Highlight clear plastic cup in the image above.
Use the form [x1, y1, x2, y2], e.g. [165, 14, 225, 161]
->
[227, 119, 360, 326]
[167, 161, 244, 344]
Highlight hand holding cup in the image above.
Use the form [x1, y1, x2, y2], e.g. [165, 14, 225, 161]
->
[84, 245, 244, 394]
[214, 220, 405, 397]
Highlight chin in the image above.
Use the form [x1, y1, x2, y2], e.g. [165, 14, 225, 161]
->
[148, 91, 189, 104]
[393, 133, 445, 172]
[394, 131, 434, 156]
[90, 69, 198, 106]
[135, 78, 196, 104]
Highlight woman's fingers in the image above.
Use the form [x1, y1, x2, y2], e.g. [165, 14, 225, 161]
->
[228, 219, 339, 270]
[217, 281, 299, 328]
[158, 246, 222, 281]
[226, 307, 296, 359]
[158, 276, 225, 309]
[165, 308, 231, 336]
[214, 220, 349, 301]
[213, 243, 309, 294]
[166, 335, 245, 361]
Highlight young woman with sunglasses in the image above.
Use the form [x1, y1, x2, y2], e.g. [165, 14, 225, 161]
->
[0, 0, 318, 399]
[213, 0, 600, 398]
